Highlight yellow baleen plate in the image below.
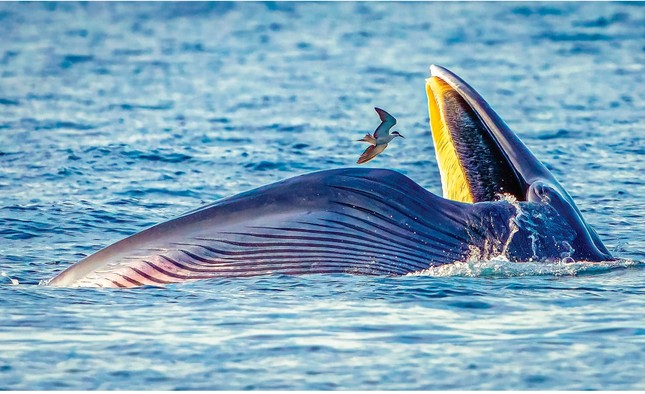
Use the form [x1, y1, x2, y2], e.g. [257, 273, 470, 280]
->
[426, 77, 474, 203]
[425, 76, 474, 204]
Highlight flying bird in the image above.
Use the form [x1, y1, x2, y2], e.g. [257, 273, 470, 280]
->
[356, 107, 404, 164]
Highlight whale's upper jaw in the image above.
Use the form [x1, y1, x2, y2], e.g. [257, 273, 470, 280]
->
[426, 65, 612, 259]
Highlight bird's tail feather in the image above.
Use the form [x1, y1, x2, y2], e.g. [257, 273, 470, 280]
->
[357, 134, 376, 146]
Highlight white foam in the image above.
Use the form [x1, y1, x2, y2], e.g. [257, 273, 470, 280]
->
[408, 258, 641, 278]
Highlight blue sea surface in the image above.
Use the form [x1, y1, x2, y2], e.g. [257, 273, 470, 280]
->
[1, 1, 644, 390]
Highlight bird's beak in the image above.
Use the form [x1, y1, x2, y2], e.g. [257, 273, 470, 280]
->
[399, 134, 405, 139]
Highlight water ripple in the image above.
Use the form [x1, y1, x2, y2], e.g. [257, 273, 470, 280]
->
[0, 1, 643, 390]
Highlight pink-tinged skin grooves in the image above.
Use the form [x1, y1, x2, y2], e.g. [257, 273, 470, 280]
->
[49, 168, 489, 288]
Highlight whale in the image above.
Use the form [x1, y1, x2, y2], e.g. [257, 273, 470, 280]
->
[46, 65, 613, 288]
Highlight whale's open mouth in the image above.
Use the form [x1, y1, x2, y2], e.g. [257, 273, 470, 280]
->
[426, 65, 612, 259]
[426, 65, 547, 204]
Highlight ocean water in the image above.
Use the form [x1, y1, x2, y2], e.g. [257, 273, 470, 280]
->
[1, 1, 644, 390]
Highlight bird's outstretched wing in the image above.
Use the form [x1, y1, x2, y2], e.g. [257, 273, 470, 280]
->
[373, 107, 397, 139]
[357, 144, 387, 164]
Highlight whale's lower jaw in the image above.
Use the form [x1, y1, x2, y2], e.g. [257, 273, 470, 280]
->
[45, 169, 505, 287]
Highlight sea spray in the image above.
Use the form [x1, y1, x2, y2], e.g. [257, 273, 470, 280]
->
[409, 258, 640, 278]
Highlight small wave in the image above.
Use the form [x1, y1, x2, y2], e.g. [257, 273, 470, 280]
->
[122, 148, 192, 163]
[60, 54, 94, 69]
[17, 118, 96, 131]
[1, 272, 19, 286]
[409, 257, 641, 278]
[538, 32, 613, 42]
[573, 13, 629, 28]
[244, 160, 285, 171]
[0, 98, 19, 106]
[112, 102, 174, 111]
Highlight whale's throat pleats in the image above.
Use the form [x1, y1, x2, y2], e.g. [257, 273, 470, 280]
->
[426, 77, 523, 203]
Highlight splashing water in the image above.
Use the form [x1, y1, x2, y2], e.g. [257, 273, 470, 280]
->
[410, 257, 641, 278]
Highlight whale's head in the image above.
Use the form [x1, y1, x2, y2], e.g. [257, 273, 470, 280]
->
[425, 65, 612, 261]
